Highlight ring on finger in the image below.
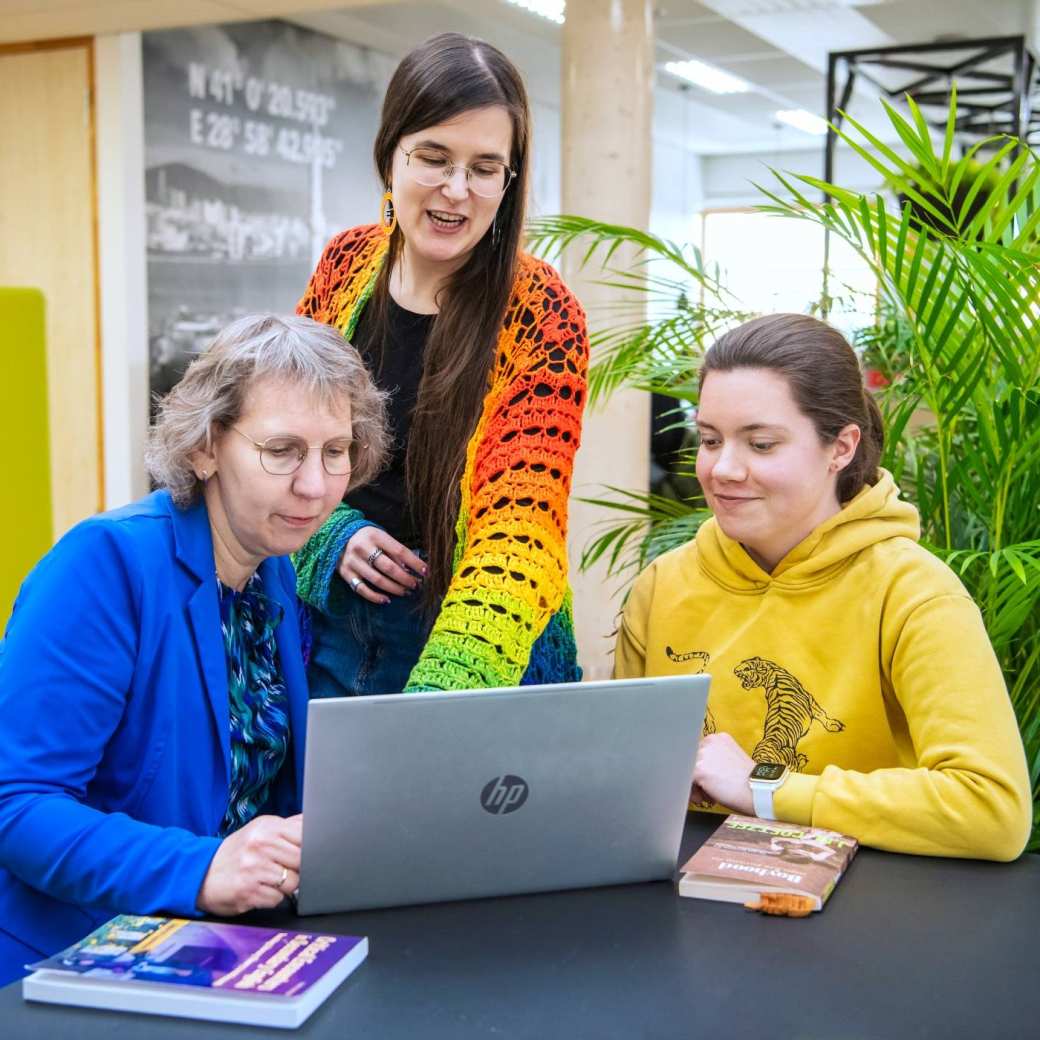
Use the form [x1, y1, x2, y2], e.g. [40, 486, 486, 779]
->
[367, 547, 384, 568]
[278, 866, 288, 891]
[349, 576, 363, 593]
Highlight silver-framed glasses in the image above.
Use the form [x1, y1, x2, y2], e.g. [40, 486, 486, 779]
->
[228, 427, 353, 476]
[399, 144, 516, 198]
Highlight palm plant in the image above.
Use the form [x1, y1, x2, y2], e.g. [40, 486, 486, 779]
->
[528, 89, 1040, 848]
[524, 219, 746, 579]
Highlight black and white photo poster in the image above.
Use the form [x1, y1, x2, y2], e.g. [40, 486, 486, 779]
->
[143, 21, 389, 400]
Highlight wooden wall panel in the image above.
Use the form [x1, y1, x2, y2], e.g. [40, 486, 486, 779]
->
[0, 41, 102, 538]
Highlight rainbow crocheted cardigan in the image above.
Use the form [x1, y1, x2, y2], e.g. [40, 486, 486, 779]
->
[294, 224, 589, 691]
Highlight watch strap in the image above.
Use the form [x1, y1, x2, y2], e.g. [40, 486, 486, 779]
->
[751, 782, 776, 820]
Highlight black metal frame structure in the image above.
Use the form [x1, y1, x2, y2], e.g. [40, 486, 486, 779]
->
[825, 35, 1039, 185]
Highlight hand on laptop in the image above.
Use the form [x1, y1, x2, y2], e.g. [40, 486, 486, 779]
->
[196, 814, 303, 915]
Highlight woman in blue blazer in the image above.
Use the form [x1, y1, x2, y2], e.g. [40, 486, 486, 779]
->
[0, 314, 387, 985]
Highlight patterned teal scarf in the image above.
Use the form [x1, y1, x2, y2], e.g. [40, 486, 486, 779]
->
[216, 573, 291, 836]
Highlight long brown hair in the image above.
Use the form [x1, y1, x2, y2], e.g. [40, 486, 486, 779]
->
[700, 314, 884, 502]
[371, 32, 530, 611]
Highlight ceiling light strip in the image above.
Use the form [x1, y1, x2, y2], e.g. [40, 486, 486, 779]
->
[775, 108, 830, 135]
[664, 59, 751, 95]
[504, 0, 566, 24]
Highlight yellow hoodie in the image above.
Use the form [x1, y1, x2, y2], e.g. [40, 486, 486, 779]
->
[614, 471, 1032, 861]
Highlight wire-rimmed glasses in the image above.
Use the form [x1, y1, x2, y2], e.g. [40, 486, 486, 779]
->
[228, 427, 353, 476]
[399, 144, 516, 198]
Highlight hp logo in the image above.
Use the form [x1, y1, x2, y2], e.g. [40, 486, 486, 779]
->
[480, 775, 529, 815]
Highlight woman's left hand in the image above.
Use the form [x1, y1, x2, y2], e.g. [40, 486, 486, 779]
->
[692, 732, 756, 816]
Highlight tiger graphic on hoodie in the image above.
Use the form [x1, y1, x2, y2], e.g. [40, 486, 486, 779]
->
[734, 656, 845, 771]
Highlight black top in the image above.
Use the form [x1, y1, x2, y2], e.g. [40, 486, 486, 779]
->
[347, 296, 434, 547]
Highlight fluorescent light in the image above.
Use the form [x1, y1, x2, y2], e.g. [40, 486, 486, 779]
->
[505, 0, 565, 23]
[664, 59, 751, 95]
[710, 0, 872, 13]
[775, 108, 829, 135]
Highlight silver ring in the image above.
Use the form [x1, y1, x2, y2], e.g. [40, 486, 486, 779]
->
[366, 547, 384, 568]
[278, 866, 288, 891]
[349, 576, 363, 592]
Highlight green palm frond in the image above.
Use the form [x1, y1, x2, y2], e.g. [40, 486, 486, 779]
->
[576, 486, 710, 581]
[526, 214, 745, 405]
[526, 214, 724, 294]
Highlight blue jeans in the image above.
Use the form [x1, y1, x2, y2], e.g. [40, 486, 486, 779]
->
[308, 588, 430, 697]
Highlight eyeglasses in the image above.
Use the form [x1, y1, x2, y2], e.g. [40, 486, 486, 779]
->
[399, 145, 516, 199]
[228, 426, 354, 476]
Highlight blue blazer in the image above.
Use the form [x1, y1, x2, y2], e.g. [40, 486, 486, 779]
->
[0, 491, 309, 974]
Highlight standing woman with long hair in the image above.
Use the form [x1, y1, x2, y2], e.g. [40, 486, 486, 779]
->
[295, 33, 588, 695]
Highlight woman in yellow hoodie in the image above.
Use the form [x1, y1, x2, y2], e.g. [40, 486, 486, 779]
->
[615, 313, 1032, 861]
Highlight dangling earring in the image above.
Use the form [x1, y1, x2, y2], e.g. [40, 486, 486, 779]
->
[380, 188, 397, 234]
[491, 214, 501, 247]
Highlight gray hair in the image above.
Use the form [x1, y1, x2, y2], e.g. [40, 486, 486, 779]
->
[146, 313, 388, 506]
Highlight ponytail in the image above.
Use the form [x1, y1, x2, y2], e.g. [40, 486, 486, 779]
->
[837, 389, 884, 502]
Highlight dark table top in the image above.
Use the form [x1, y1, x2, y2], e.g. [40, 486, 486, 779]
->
[4, 814, 1039, 1039]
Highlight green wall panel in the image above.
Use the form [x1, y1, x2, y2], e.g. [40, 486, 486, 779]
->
[0, 288, 52, 627]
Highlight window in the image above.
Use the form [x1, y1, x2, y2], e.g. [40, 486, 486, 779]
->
[701, 209, 876, 335]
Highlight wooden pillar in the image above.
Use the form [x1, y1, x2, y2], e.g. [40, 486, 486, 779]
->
[561, 0, 654, 678]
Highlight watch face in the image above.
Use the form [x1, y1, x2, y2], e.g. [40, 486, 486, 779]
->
[750, 762, 786, 782]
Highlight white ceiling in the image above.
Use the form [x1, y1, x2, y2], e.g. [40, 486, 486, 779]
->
[292, 0, 1040, 153]
[3, 0, 1038, 155]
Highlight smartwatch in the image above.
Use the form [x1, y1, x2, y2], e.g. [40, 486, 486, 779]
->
[748, 761, 789, 820]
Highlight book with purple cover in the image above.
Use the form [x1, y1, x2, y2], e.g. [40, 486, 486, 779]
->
[22, 914, 367, 1028]
[678, 815, 858, 911]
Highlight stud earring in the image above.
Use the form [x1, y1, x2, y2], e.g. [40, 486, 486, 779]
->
[380, 189, 397, 234]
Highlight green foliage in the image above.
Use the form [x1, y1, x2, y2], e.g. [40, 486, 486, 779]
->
[531, 88, 1040, 848]
[574, 486, 711, 587]
[526, 216, 749, 404]
[525, 217, 743, 575]
[855, 301, 914, 384]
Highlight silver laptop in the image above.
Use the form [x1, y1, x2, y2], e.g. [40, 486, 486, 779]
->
[296, 675, 709, 915]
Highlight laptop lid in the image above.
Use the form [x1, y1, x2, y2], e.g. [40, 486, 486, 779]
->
[296, 675, 709, 915]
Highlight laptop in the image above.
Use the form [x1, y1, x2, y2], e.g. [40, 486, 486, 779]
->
[295, 675, 709, 915]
